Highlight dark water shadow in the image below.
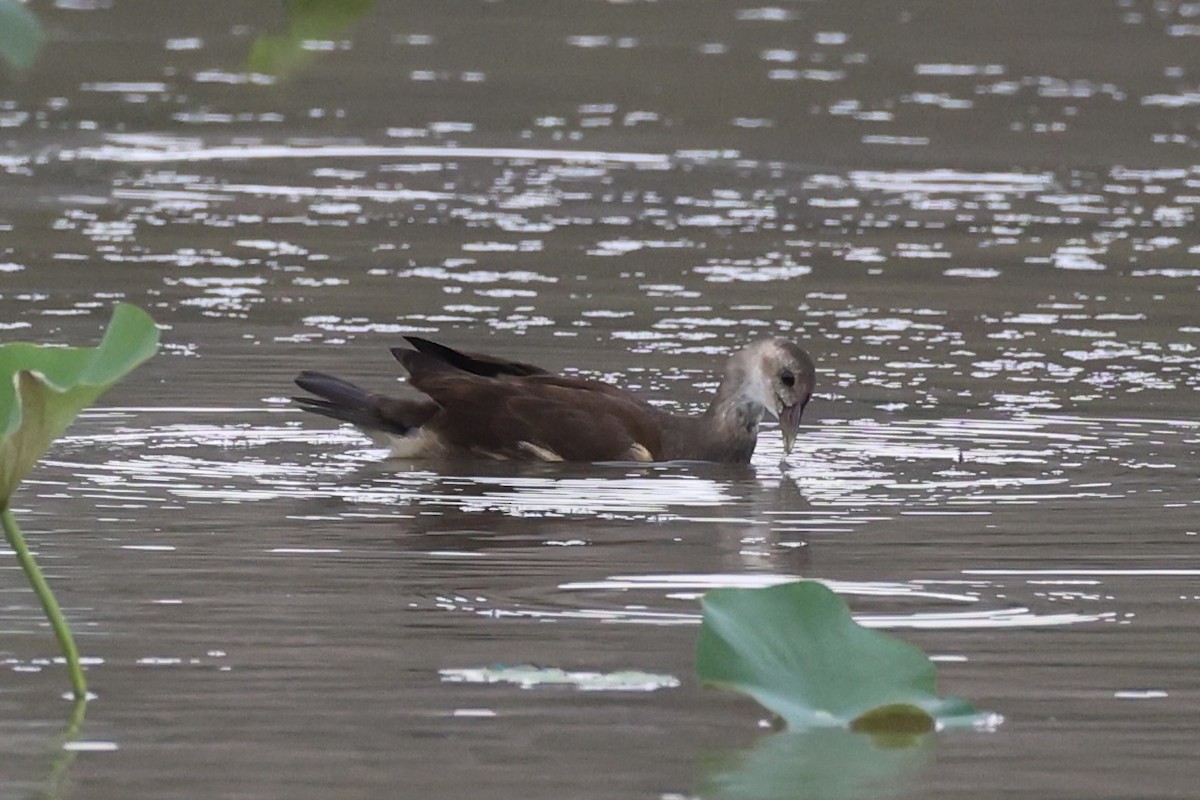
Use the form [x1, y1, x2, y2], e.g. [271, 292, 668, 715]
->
[696, 728, 932, 800]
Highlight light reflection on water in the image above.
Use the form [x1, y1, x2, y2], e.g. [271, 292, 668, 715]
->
[9, 125, 1200, 415]
[498, 573, 1113, 631]
[21, 408, 1191, 646]
[45, 409, 1197, 518]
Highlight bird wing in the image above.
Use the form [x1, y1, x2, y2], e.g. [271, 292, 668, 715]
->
[401, 336, 549, 378]
[405, 370, 665, 462]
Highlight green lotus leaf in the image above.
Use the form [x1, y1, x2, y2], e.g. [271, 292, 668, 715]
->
[0, 0, 44, 71]
[0, 304, 159, 505]
[248, 0, 374, 77]
[696, 581, 993, 732]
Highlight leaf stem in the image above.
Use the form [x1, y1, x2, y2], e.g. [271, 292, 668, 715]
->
[1, 507, 88, 700]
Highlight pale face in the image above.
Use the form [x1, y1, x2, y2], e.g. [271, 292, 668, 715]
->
[747, 339, 815, 416]
[760, 339, 815, 454]
[725, 339, 816, 454]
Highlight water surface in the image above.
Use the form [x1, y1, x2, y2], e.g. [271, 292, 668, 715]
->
[2, 2, 1199, 798]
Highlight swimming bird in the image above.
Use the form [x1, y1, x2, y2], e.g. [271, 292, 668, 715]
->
[293, 337, 815, 463]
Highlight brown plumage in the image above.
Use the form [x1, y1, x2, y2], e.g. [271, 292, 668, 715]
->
[293, 337, 815, 463]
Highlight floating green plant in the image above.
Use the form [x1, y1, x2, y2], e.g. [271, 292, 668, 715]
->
[1, 304, 160, 698]
[0, 0, 44, 71]
[696, 581, 995, 733]
[248, 0, 375, 77]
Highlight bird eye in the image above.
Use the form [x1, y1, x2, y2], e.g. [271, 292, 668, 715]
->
[780, 370, 795, 387]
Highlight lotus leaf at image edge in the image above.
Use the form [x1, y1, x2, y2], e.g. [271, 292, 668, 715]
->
[1, 304, 160, 699]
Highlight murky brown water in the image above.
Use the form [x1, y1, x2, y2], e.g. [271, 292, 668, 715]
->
[2, 2, 1199, 798]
